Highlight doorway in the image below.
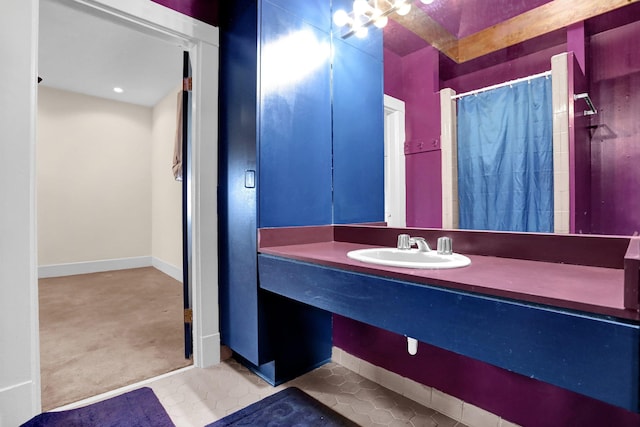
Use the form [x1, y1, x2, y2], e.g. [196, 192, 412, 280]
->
[384, 94, 407, 228]
[37, 0, 188, 409]
[34, 0, 220, 412]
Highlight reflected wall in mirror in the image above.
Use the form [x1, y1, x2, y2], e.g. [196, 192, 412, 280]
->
[382, 0, 640, 236]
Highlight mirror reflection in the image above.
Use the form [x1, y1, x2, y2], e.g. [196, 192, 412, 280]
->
[380, 0, 640, 236]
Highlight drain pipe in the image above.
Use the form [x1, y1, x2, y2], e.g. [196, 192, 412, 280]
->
[406, 336, 418, 355]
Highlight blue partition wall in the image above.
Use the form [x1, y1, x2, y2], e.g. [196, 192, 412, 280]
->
[219, 0, 384, 384]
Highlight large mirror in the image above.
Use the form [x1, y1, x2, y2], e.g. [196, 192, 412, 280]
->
[379, 0, 640, 236]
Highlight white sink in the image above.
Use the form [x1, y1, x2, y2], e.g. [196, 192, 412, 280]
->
[347, 248, 471, 269]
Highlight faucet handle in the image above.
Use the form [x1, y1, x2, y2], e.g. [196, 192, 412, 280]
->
[397, 234, 411, 250]
[437, 237, 453, 255]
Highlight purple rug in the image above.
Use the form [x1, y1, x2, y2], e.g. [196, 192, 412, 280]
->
[206, 387, 359, 427]
[21, 387, 175, 427]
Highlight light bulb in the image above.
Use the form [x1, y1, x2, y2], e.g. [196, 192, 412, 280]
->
[420, 0, 434, 4]
[396, 3, 411, 15]
[333, 9, 350, 27]
[353, 0, 369, 15]
[355, 26, 368, 38]
[373, 14, 388, 28]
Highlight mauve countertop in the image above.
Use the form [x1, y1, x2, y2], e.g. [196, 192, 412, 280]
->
[258, 227, 639, 322]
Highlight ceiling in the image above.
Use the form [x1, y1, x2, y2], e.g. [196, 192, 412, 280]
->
[38, 0, 184, 107]
[38, 0, 639, 106]
[383, 0, 550, 57]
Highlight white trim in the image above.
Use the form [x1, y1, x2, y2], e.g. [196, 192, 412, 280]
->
[2, 1, 41, 423]
[440, 88, 458, 230]
[190, 40, 221, 369]
[551, 53, 571, 234]
[38, 256, 183, 282]
[151, 257, 183, 282]
[57, 0, 219, 45]
[38, 256, 152, 278]
[383, 94, 407, 228]
[51, 365, 195, 412]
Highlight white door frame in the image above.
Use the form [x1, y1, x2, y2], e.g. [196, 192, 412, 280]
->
[383, 94, 407, 228]
[2, 0, 219, 421]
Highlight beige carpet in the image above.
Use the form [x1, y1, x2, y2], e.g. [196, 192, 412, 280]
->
[39, 267, 192, 411]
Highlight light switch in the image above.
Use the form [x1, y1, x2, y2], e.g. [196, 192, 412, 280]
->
[245, 170, 256, 188]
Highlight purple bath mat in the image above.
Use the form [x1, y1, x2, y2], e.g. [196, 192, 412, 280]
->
[206, 386, 359, 427]
[20, 387, 175, 427]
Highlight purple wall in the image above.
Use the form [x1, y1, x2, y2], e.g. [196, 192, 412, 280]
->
[151, 0, 218, 26]
[589, 20, 640, 236]
[569, 52, 592, 234]
[443, 43, 565, 93]
[384, 46, 443, 228]
[383, 48, 403, 100]
[334, 315, 640, 427]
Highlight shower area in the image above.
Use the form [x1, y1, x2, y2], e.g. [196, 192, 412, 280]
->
[440, 52, 593, 234]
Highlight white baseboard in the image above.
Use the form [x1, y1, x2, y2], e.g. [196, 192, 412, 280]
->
[197, 332, 221, 368]
[38, 256, 184, 282]
[38, 256, 153, 278]
[151, 257, 183, 283]
[0, 380, 38, 427]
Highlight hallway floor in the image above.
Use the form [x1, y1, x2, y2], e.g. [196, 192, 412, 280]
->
[39, 267, 191, 410]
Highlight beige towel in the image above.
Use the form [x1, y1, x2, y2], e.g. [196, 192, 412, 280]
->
[172, 91, 183, 181]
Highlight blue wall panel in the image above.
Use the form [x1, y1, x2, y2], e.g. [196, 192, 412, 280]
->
[259, 2, 333, 227]
[332, 37, 385, 224]
[258, 254, 640, 412]
[219, 0, 261, 364]
[265, 0, 330, 31]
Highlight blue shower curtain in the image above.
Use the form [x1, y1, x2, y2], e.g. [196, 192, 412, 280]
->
[457, 76, 553, 232]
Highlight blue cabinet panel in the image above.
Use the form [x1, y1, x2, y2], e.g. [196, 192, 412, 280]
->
[219, 0, 261, 364]
[265, 0, 330, 31]
[258, 254, 640, 412]
[332, 37, 384, 224]
[259, 2, 333, 227]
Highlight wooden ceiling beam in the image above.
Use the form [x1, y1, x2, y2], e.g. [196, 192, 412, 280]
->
[390, 7, 458, 61]
[392, 0, 639, 63]
[453, 0, 640, 63]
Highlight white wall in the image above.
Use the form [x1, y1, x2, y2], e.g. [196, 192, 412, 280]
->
[151, 86, 183, 274]
[0, 1, 40, 424]
[37, 85, 183, 279]
[37, 87, 153, 266]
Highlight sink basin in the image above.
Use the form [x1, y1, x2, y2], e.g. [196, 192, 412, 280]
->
[347, 248, 471, 269]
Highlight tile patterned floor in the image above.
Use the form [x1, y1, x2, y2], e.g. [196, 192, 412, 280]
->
[147, 359, 468, 427]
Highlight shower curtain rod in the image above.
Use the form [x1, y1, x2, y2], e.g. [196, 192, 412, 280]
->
[452, 70, 551, 100]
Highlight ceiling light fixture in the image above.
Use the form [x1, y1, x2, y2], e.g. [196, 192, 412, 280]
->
[113, 87, 124, 93]
[334, 0, 432, 38]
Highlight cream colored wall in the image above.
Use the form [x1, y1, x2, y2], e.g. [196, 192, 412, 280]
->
[151, 86, 183, 271]
[37, 86, 152, 265]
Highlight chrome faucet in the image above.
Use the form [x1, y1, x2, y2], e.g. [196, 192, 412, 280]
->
[397, 234, 431, 252]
